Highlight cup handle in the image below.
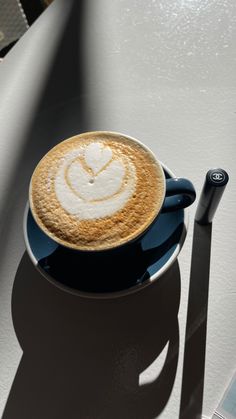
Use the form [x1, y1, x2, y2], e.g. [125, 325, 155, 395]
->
[162, 178, 196, 212]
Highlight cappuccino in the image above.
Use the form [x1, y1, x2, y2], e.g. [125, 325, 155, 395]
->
[29, 132, 165, 251]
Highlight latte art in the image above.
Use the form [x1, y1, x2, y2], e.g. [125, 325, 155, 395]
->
[29, 132, 165, 251]
[55, 143, 136, 219]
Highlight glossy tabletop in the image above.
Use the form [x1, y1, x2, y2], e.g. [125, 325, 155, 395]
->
[0, 1, 236, 418]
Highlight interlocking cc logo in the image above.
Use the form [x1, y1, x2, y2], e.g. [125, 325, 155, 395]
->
[55, 142, 136, 220]
[210, 170, 225, 183]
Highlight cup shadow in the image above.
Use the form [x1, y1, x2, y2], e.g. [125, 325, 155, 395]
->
[3, 253, 181, 419]
[179, 221, 212, 419]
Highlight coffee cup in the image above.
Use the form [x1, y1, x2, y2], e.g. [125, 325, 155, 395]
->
[24, 131, 196, 297]
[28, 131, 195, 253]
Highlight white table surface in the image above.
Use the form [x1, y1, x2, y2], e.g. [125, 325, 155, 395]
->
[0, 0, 236, 418]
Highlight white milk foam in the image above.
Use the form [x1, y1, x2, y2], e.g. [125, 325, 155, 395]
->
[54, 142, 136, 220]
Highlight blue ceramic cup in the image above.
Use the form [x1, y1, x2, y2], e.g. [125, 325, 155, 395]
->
[24, 132, 196, 297]
[28, 132, 196, 253]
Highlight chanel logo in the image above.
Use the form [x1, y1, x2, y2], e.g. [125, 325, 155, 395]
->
[210, 171, 225, 183]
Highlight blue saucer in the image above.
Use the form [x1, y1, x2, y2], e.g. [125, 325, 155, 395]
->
[24, 168, 187, 298]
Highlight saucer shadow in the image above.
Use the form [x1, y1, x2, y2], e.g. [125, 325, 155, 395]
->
[3, 253, 180, 419]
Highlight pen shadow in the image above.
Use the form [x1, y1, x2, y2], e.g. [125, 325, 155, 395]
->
[179, 221, 212, 419]
[3, 253, 181, 419]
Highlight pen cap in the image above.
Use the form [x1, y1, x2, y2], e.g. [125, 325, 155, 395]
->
[195, 169, 229, 225]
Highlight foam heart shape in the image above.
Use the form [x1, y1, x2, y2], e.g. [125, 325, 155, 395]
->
[84, 143, 113, 175]
[67, 158, 125, 201]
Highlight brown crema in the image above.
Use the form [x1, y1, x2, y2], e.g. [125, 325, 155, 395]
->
[29, 132, 165, 251]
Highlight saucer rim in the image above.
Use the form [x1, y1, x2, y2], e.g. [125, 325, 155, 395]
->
[23, 162, 188, 299]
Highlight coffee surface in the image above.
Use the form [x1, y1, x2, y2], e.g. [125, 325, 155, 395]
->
[30, 132, 165, 250]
